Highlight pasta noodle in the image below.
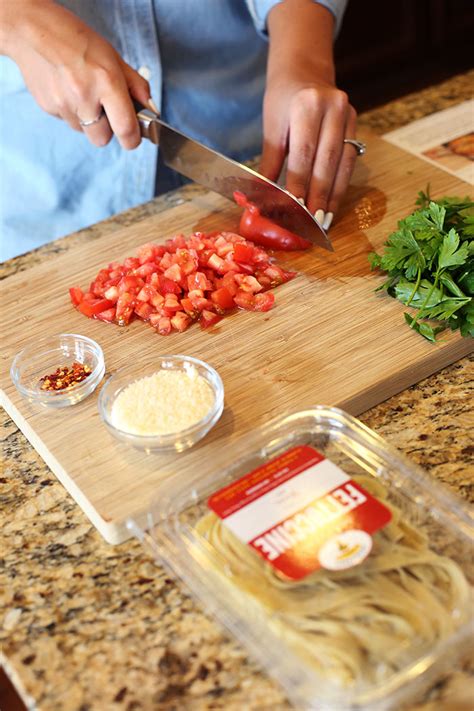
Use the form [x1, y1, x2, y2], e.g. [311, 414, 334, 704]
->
[194, 474, 471, 688]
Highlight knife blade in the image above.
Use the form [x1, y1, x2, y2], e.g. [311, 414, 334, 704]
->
[137, 108, 332, 251]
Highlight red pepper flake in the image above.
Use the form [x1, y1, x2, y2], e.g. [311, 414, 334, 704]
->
[39, 362, 92, 391]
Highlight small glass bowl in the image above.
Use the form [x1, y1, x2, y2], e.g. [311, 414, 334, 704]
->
[10, 334, 105, 409]
[98, 355, 224, 453]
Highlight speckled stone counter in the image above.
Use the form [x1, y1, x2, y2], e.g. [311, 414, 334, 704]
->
[1, 72, 473, 711]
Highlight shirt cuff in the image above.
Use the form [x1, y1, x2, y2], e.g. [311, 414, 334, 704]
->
[246, 0, 348, 37]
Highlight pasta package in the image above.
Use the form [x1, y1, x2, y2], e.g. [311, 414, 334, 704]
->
[139, 407, 473, 711]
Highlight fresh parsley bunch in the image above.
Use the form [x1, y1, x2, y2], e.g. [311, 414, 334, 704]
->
[368, 189, 474, 342]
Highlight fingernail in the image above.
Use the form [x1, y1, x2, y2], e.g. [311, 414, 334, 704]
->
[147, 98, 160, 115]
[314, 209, 325, 226]
[296, 197, 305, 205]
[323, 212, 333, 230]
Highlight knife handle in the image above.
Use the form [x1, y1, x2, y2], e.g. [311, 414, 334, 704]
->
[134, 100, 161, 145]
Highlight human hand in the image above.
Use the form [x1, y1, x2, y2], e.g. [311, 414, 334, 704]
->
[1, 0, 154, 149]
[260, 79, 357, 231]
[261, 0, 358, 231]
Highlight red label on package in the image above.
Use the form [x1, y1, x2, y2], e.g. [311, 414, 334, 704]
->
[208, 445, 392, 580]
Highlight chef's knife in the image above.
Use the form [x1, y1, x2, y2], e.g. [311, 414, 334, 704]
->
[136, 108, 333, 251]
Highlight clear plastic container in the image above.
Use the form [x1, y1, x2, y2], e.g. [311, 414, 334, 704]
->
[10, 333, 105, 408]
[98, 355, 224, 453]
[128, 406, 473, 711]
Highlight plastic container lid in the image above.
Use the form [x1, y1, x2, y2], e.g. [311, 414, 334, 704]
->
[129, 406, 473, 711]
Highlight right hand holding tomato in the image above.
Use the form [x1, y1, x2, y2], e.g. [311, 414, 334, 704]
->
[0, 0, 153, 149]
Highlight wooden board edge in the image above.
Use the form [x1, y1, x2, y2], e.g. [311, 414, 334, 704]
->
[336, 338, 474, 416]
[0, 389, 127, 545]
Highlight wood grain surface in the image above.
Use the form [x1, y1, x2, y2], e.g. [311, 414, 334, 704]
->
[1, 128, 472, 543]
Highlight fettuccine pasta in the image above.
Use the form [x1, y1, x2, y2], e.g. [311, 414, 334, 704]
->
[195, 475, 471, 687]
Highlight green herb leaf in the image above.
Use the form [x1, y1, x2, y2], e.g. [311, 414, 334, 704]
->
[367, 252, 382, 270]
[438, 229, 469, 270]
[417, 297, 470, 321]
[370, 191, 474, 343]
[403, 313, 445, 342]
[394, 278, 444, 308]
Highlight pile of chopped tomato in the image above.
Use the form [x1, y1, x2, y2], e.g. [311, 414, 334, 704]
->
[69, 232, 295, 335]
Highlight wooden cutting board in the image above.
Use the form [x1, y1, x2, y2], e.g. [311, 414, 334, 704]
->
[1, 128, 472, 543]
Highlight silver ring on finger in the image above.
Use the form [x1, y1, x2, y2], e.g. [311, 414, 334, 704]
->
[343, 138, 366, 156]
[79, 107, 105, 127]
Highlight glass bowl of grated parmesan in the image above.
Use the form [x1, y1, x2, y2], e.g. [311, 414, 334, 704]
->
[98, 355, 224, 452]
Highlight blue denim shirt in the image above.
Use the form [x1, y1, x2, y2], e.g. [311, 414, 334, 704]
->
[0, 0, 346, 260]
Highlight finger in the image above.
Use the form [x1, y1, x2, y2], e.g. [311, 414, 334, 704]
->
[306, 92, 349, 215]
[259, 98, 288, 182]
[260, 135, 287, 183]
[285, 97, 321, 202]
[326, 105, 358, 217]
[122, 60, 154, 111]
[100, 72, 141, 150]
[79, 107, 114, 147]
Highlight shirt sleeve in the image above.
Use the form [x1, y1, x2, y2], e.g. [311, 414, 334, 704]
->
[245, 0, 348, 37]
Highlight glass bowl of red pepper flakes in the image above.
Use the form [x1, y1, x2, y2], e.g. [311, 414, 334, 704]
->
[10, 334, 105, 408]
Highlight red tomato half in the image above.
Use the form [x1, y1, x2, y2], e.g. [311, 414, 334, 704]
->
[233, 191, 312, 251]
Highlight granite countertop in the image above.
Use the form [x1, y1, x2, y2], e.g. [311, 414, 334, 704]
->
[1, 71, 473, 711]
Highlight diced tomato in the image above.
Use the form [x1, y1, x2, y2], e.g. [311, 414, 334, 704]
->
[190, 295, 211, 312]
[137, 243, 158, 264]
[234, 274, 263, 293]
[108, 268, 124, 280]
[70, 228, 290, 334]
[207, 253, 226, 273]
[233, 290, 256, 311]
[214, 236, 234, 257]
[157, 275, 182, 295]
[233, 242, 255, 264]
[188, 288, 204, 299]
[82, 291, 97, 303]
[219, 258, 240, 274]
[95, 307, 116, 323]
[263, 265, 295, 285]
[118, 275, 143, 294]
[163, 293, 182, 312]
[200, 309, 222, 329]
[104, 285, 119, 301]
[171, 312, 192, 332]
[123, 256, 140, 270]
[198, 249, 215, 267]
[159, 252, 173, 271]
[173, 248, 198, 275]
[69, 286, 83, 306]
[211, 287, 235, 311]
[164, 263, 183, 283]
[220, 271, 239, 296]
[180, 297, 198, 318]
[134, 302, 155, 320]
[254, 291, 275, 312]
[78, 298, 115, 318]
[136, 284, 157, 303]
[187, 272, 212, 292]
[157, 316, 172, 335]
[115, 293, 135, 325]
[135, 262, 157, 279]
[151, 291, 165, 308]
[148, 313, 161, 328]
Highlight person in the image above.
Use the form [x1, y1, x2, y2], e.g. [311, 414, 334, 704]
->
[0, 0, 353, 262]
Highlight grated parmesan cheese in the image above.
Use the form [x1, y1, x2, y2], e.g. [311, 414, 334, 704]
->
[111, 366, 215, 436]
